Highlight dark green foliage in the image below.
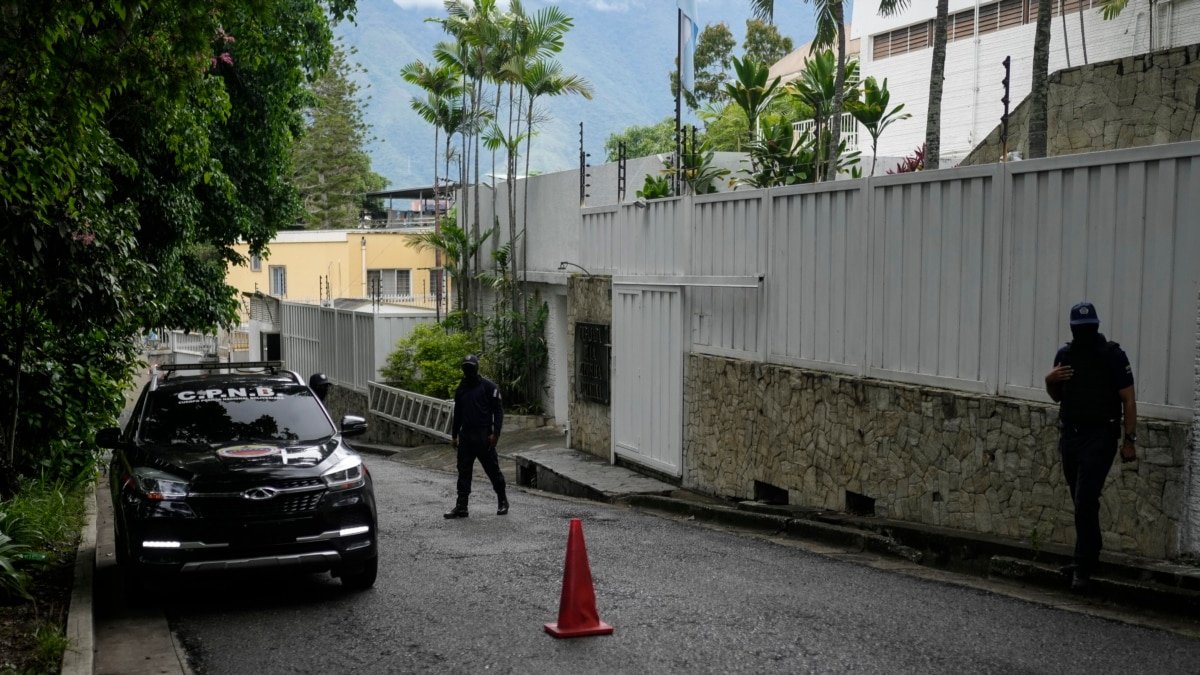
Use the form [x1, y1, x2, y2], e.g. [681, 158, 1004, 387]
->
[0, 0, 357, 486]
[636, 175, 674, 200]
[293, 42, 389, 229]
[379, 322, 482, 399]
[669, 22, 738, 110]
[604, 117, 677, 162]
[743, 18, 794, 66]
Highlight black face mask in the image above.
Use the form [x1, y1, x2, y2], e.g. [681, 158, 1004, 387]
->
[461, 365, 479, 379]
[1070, 324, 1101, 349]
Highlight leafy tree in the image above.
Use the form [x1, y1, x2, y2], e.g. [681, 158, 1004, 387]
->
[879, 0, 948, 169]
[670, 22, 738, 110]
[845, 76, 910, 175]
[0, 0, 356, 488]
[743, 19, 795, 67]
[604, 117, 678, 162]
[293, 43, 387, 229]
[380, 322, 482, 398]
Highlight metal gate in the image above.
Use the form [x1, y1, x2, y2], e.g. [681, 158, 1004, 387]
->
[612, 285, 683, 476]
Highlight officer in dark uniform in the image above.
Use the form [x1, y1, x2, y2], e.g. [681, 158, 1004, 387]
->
[444, 354, 508, 518]
[1044, 301, 1137, 591]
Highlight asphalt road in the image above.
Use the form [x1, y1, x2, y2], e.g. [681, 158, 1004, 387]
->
[161, 456, 1200, 674]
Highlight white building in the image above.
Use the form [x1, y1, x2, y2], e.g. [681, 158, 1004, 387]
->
[850, 0, 1200, 165]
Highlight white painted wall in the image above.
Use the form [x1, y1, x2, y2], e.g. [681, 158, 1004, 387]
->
[850, 0, 1200, 164]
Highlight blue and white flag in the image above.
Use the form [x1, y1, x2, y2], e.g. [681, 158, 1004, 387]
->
[678, 0, 698, 93]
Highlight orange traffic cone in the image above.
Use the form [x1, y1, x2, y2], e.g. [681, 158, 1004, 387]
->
[544, 518, 614, 638]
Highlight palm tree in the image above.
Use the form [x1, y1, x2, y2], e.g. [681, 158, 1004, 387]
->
[400, 60, 462, 226]
[878, 0, 948, 170]
[1028, 0, 1053, 158]
[751, 0, 846, 181]
[410, 222, 496, 316]
[845, 76, 910, 175]
[432, 0, 506, 317]
[787, 50, 857, 179]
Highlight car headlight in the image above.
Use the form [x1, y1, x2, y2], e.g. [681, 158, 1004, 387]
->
[323, 455, 366, 491]
[129, 467, 190, 501]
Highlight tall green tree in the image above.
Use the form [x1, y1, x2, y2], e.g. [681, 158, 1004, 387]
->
[670, 22, 738, 110]
[878, 0, 948, 169]
[743, 18, 795, 67]
[0, 0, 356, 487]
[1028, 0, 1054, 158]
[604, 118, 678, 162]
[294, 43, 387, 229]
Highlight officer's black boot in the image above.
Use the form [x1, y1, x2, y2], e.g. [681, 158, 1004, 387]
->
[496, 489, 509, 516]
[444, 495, 469, 519]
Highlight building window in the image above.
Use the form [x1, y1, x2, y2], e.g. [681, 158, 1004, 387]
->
[250, 254, 262, 272]
[366, 268, 412, 297]
[269, 265, 287, 297]
[430, 269, 445, 297]
[575, 322, 610, 405]
[871, 0, 1098, 61]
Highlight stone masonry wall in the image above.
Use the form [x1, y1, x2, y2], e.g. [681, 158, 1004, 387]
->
[684, 354, 1191, 558]
[566, 275, 612, 459]
[963, 44, 1200, 165]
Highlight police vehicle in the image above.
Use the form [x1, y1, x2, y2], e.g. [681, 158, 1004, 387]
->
[97, 361, 378, 593]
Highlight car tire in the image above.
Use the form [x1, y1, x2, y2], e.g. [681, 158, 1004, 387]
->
[339, 555, 378, 591]
[114, 520, 146, 604]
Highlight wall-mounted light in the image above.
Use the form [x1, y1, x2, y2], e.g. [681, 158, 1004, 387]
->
[633, 199, 648, 209]
[558, 261, 593, 277]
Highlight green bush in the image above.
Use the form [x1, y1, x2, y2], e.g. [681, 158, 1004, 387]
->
[379, 320, 482, 400]
[0, 475, 90, 601]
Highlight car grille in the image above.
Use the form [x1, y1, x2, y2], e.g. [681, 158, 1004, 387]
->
[187, 478, 328, 520]
[189, 492, 325, 520]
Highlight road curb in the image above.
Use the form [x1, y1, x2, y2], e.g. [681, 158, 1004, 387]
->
[60, 481, 97, 675]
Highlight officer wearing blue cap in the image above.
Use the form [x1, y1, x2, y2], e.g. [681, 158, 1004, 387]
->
[1044, 301, 1136, 591]
[444, 354, 508, 518]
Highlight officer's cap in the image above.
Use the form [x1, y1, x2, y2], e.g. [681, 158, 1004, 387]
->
[1069, 301, 1100, 326]
[462, 354, 480, 367]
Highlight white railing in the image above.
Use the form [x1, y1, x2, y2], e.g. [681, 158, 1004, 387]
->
[368, 381, 453, 440]
[793, 112, 860, 151]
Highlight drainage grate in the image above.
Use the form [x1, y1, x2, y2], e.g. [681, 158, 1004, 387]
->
[846, 490, 876, 516]
[753, 481, 788, 506]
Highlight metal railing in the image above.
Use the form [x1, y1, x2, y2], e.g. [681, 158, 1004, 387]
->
[793, 112, 860, 151]
[367, 381, 453, 440]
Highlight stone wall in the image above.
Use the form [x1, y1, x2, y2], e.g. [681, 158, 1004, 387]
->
[963, 44, 1200, 165]
[566, 275, 612, 459]
[684, 354, 1191, 558]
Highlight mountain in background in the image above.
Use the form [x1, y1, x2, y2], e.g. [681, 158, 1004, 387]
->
[336, 0, 822, 189]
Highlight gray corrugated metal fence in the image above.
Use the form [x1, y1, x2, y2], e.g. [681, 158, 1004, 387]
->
[582, 142, 1200, 421]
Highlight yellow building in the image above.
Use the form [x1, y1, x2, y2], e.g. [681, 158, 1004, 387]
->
[227, 228, 447, 310]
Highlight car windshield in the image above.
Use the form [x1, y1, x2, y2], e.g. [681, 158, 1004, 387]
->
[139, 382, 335, 446]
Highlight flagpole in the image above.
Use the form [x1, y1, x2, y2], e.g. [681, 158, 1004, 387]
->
[675, 6, 682, 196]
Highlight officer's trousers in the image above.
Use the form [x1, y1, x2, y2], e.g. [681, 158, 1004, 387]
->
[455, 429, 506, 502]
[1059, 425, 1119, 574]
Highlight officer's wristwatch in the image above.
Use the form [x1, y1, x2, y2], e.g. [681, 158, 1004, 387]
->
[1124, 432, 1138, 444]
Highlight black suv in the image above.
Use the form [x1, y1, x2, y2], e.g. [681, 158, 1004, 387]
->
[98, 361, 378, 592]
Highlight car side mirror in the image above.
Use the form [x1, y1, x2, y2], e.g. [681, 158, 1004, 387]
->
[96, 427, 124, 449]
[340, 415, 368, 438]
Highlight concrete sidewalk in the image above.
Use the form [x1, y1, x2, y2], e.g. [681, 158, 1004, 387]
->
[71, 423, 1200, 675]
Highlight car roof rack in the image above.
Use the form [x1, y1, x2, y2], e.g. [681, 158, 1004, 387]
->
[150, 361, 295, 390]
